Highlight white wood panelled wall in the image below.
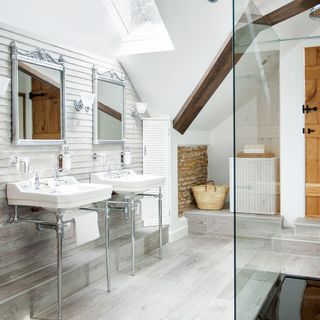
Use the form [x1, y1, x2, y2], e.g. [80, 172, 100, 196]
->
[0, 23, 142, 285]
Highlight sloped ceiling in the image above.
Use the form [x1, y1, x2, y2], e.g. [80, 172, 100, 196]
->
[119, 0, 297, 131]
[119, 0, 233, 130]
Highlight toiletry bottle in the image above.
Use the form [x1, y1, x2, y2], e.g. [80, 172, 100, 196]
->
[63, 146, 72, 171]
[124, 146, 132, 166]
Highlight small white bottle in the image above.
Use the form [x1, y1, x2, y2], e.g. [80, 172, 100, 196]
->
[124, 146, 132, 166]
[62, 146, 72, 171]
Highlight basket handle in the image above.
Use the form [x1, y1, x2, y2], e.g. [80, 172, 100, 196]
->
[205, 180, 216, 192]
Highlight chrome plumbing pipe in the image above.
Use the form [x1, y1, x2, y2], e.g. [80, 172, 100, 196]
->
[56, 209, 64, 320]
[130, 197, 136, 276]
[158, 187, 163, 259]
[137, 189, 163, 259]
[105, 202, 111, 292]
[13, 205, 18, 222]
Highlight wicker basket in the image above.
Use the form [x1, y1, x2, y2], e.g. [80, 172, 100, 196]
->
[191, 181, 229, 211]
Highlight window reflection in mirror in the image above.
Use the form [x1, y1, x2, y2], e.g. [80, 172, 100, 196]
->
[97, 79, 124, 141]
[18, 61, 62, 140]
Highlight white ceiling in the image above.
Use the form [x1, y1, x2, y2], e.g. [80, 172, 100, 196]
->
[0, 0, 123, 59]
[1, 1, 320, 133]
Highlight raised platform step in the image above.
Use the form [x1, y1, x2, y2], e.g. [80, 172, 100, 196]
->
[185, 209, 283, 239]
[0, 226, 169, 320]
[271, 233, 320, 257]
[294, 217, 320, 237]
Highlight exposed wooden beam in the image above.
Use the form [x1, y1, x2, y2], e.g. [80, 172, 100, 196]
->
[18, 61, 60, 90]
[98, 101, 122, 121]
[173, 0, 319, 134]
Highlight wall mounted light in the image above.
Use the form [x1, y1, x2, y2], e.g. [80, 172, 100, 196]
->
[0, 76, 11, 97]
[131, 102, 148, 118]
[74, 93, 96, 113]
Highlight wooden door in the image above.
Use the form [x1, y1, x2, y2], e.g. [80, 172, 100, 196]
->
[31, 78, 60, 139]
[305, 47, 320, 217]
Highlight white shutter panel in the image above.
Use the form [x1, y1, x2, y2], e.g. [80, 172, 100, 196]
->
[142, 118, 170, 226]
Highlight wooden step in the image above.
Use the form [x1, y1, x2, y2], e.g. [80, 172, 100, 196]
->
[0, 226, 168, 320]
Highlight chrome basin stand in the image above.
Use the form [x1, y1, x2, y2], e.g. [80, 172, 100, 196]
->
[8, 206, 67, 320]
[105, 186, 163, 291]
[7, 204, 109, 320]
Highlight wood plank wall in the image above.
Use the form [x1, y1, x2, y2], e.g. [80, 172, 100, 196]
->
[0, 24, 143, 285]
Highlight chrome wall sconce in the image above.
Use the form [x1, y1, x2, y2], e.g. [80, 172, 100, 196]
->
[0, 76, 11, 97]
[131, 102, 148, 119]
[74, 92, 96, 113]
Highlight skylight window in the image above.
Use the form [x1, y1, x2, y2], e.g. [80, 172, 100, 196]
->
[107, 0, 174, 56]
[111, 0, 161, 33]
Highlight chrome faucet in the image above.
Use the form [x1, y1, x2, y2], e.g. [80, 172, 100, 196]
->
[54, 154, 64, 186]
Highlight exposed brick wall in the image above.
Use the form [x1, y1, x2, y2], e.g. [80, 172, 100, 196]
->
[178, 146, 208, 215]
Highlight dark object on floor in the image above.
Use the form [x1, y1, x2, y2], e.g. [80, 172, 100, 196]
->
[258, 275, 320, 319]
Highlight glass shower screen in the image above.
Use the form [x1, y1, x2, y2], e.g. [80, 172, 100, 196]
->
[233, 2, 281, 319]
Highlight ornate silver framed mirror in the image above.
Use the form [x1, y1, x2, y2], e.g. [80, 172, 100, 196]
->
[92, 66, 125, 144]
[11, 41, 66, 145]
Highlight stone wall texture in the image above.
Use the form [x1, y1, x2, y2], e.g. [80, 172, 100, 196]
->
[178, 146, 208, 215]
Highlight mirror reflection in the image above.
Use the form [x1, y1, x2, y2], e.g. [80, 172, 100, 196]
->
[97, 79, 124, 141]
[18, 61, 62, 140]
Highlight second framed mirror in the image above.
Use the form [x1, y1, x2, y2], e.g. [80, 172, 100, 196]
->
[92, 66, 125, 144]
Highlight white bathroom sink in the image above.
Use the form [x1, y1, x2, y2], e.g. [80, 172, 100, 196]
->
[7, 176, 113, 209]
[90, 170, 165, 194]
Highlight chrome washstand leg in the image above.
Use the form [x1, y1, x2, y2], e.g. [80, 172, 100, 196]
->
[158, 187, 163, 259]
[7, 205, 19, 224]
[105, 202, 111, 292]
[130, 198, 136, 276]
[56, 209, 64, 320]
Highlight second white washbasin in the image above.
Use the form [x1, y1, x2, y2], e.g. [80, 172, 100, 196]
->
[7, 176, 113, 209]
[90, 170, 165, 194]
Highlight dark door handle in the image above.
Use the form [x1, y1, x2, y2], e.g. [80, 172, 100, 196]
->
[303, 128, 316, 134]
[303, 104, 318, 113]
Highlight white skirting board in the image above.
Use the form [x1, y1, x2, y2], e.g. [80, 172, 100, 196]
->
[169, 216, 188, 242]
[229, 157, 279, 215]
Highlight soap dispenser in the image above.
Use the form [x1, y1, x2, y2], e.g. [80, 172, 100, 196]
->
[62, 146, 72, 171]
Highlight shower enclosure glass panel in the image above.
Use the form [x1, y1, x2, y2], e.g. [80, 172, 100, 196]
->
[233, 2, 281, 319]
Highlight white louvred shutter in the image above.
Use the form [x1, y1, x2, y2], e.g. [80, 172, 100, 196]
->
[142, 118, 170, 226]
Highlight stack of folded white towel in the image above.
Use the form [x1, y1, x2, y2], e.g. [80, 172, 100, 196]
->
[242, 144, 265, 154]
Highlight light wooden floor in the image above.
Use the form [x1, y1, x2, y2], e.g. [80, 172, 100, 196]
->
[38, 235, 320, 320]
[38, 236, 234, 320]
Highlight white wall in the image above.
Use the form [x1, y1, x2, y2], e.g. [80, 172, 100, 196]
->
[0, 23, 143, 214]
[279, 38, 320, 226]
[208, 114, 233, 187]
[0, 23, 144, 288]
